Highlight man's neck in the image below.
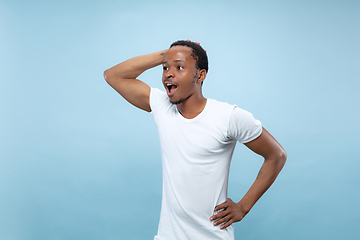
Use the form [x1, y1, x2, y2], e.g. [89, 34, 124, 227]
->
[176, 95, 207, 119]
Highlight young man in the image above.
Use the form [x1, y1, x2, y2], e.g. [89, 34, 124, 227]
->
[104, 40, 286, 240]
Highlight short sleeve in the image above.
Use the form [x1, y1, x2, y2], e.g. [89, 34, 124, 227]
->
[149, 88, 172, 125]
[149, 88, 168, 114]
[227, 106, 262, 143]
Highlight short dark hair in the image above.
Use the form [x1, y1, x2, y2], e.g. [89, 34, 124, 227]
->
[170, 40, 208, 73]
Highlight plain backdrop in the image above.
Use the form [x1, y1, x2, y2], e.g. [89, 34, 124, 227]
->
[1, 0, 359, 239]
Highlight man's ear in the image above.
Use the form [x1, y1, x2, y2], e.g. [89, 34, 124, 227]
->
[197, 69, 207, 84]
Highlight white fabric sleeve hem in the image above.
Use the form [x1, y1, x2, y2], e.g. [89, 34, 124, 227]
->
[243, 126, 262, 144]
[149, 87, 155, 116]
[228, 106, 262, 144]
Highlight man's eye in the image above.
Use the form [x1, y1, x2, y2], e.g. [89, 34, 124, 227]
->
[163, 66, 168, 71]
[177, 66, 184, 70]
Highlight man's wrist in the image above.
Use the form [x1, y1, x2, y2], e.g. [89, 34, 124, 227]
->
[160, 49, 168, 60]
[238, 199, 252, 215]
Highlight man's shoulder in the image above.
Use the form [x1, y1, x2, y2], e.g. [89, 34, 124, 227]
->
[208, 98, 236, 112]
[150, 88, 170, 107]
[209, 98, 254, 116]
[151, 87, 167, 98]
[205, 98, 236, 123]
[150, 88, 174, 117]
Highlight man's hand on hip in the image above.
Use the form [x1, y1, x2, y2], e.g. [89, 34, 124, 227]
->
[210, 198, 247, 230]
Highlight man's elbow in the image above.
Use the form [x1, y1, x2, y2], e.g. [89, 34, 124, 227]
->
[277, 149, 287, 170]
[103, 69, 112, 84]
[103, 69, 120, 87]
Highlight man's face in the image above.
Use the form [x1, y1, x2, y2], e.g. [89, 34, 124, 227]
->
[162, 46, 200, 104]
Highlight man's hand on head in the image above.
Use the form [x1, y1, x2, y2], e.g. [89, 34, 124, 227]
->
[186, 39, 206, 52]
[210, 198, 248, 230]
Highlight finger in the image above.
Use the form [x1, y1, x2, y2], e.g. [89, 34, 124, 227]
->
[194, 42, 200, 45]
[214, 202, 229, 212]
[211, 205, 229, 220]
[210, 209, 228, 221]
[213, 214, 231, 226]
[186, 39, 191, 42]
[220, 219, 234, 230]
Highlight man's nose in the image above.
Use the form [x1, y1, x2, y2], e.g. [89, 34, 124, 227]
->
[166, 71, 174, 79]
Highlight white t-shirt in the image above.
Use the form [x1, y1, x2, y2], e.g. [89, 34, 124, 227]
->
[150, 88, 262, 240]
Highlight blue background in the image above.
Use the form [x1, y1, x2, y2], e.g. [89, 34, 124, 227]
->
[1, 0, 359, 239]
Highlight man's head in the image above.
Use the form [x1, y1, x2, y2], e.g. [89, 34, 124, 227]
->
[162, 41, 208, 105]
[170, 40, 208, 74]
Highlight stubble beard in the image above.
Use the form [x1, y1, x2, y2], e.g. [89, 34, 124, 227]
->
[169, 93, 193, 105]
[169, 71, 199, 105]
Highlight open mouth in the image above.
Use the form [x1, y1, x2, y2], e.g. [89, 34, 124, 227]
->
[165, 83, 177, 96]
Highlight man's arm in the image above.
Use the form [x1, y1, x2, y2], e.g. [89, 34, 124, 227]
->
[103, 50, 168, 112]
[210, 127, 287, 229]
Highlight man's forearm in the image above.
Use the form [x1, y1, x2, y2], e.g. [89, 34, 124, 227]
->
[103, 49, 168, 112]
[104, 50, 168, 81]
[210, 153, 286, 230]
[238, 155, 286, 214]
